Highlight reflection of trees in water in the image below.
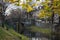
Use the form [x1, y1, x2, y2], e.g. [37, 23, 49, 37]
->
[23, 30, 50, 40]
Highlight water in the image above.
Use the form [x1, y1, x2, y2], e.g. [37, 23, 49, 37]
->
[30, 37, 49, 40]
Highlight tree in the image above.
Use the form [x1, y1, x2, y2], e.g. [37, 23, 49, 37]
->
[51, 0, 60, 40]
[38, 0, 60, 40]
[0, 2, 5, 28]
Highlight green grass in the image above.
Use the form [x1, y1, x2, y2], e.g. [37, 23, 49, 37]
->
[27, 26, 52, 38]
[0, 27, 29, 40]
[0, 27, 19, 40]
[28, 26, 51, 34]
[8, 29, 29, 40]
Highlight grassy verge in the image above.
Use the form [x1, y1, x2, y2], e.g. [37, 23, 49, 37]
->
[8, 29, 29, 40]
[0, 27, 29, 40]
[0, 27, 19, 40]
[27, 26, 51, 35]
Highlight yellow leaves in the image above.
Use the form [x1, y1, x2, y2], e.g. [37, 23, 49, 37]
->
[38, 10, 52, 19]
[44, 5, 49, 9]
[51, 0, 60, 15]
[38, 11, 46, 18]
[26, 0, 32, 2]
[29, 0, 32, 2]
[4, 0, 9, 2]
[38, 13, 45, 18]
[37, 0, 40, 1]
[42, 3, 51, 12]
[40, 0, 60, 18]
[45, 0, 50, 2]
[15, 2, 21, 6]
[53, 0, 60, 1]
[21, 4, 27, 9]
[52, 0, 60, 7]
[46, 12, 52, 17]
[9, 0, 17, 3]
[14, 0, 21, 6]
[21, 4, 33, 12]
[52, 6, 57, 9]
[53, 9, 60, 16]
[26, 4, 33, 12]
[32, 3, 38, 7]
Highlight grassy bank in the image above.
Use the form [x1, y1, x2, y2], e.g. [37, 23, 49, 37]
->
[27, 26, 51, 35]
[0, 27, 29, 40]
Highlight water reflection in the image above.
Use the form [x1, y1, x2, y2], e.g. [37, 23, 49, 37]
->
[30, 37, 49, 40]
